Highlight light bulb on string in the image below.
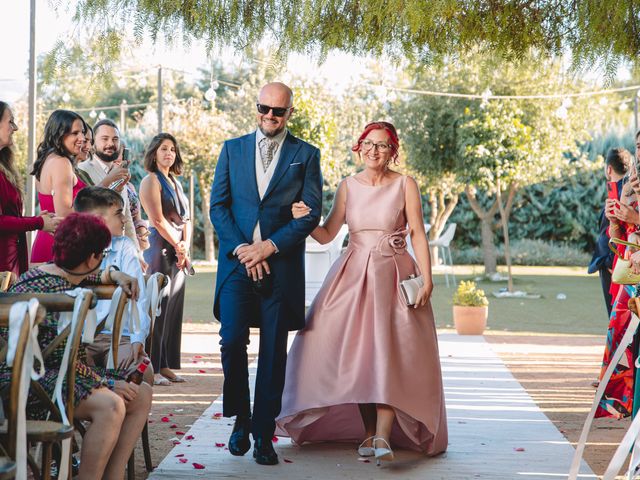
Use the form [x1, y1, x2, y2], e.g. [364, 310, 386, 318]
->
[561, 98, 572, 109]
[204, 88, 217, 102]
[599, 96, 608, 106]
[138, 76, 148, 88]
[89, 109, 97, 119]
[555, 105, 568, 119]
[620, 102, 629, 111]
[62, 92, 70, 103]
[98, 111, 106, 120]
[117, 77, 127, 89]
[211, 79, 219, 90]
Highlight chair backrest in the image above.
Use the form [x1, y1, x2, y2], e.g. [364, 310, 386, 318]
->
[143, 273, 169, 358]
[0, 291, 95, 423]
[435, 223, 457, 247]
[0, 302, 46, 460]
[0, 274, 15, 293]
[88, 285, 129, 365]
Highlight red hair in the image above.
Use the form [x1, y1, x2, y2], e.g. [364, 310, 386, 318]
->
[352, 121, 400, 164]
[53, 212, 111, 269]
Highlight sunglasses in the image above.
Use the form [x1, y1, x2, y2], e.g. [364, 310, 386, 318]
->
[256, 103, 292, 117]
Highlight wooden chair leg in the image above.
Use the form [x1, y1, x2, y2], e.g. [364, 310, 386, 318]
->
[41, 443, 52, 480]
[27, 452, 41, 480]
[142, 422, 153, 471]
[127, 451, 135, 480]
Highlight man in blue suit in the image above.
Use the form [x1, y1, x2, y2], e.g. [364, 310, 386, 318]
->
[210, 82, 322, 465]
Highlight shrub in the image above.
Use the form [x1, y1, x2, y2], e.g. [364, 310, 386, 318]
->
[451, 239, 591, 266]
[453, 281, 489, 307]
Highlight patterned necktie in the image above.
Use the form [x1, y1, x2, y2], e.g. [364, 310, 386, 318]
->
[259, 137, 278, 172]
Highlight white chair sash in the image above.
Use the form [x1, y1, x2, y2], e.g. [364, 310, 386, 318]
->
[569, 311, 640, 479]
[50, 288, 92, 480]
[104, 287, 124, 370]
[146, 272, 169, 323]
[7, 299, 44, 480]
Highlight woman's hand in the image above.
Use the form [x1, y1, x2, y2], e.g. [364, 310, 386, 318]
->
[109, 271, 140, 301]
[291, 201, 311, 219]
[630, 173, 640, 196]
[413, 280, 434, 308]
[605, 199, 620, 224]
[40, 211, 62, 234]
[630, 250, 640, 275]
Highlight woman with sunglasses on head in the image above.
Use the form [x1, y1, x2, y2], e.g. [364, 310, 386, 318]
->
[276, 122, 448, 463]
[0, 101, 62, 275]
[139, 133, 191, 386]
[31, 109, 89, 263]
[2, 212, 151, 479]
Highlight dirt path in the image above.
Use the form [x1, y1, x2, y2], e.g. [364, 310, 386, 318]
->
[133, 327, 626, 478]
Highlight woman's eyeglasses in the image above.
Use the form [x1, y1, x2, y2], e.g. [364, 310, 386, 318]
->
[360, 139, 392, 153]
[256, 103, 292, 117]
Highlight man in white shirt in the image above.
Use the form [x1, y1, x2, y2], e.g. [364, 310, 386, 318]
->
[75, 186, 152, 383]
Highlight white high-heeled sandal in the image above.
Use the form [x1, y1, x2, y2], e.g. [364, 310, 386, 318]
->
[374, 437, 394, 465]
[357, 436, 376, 457]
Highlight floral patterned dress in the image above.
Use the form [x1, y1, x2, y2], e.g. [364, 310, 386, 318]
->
[0, 267, 125, 419]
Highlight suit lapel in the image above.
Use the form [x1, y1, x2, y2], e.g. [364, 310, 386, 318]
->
[241, 132, 260, 202]
[263, 132, 301, 200]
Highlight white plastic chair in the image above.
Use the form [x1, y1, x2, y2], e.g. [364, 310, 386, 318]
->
[430, 223, 457, 287]
[304, 224, 349, 306]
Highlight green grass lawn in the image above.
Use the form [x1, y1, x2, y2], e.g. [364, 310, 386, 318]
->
[184, 266, 609, 336]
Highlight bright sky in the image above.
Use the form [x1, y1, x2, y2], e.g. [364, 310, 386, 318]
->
[2, 1, 372, 103]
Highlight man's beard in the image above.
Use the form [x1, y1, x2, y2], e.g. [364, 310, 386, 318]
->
[258, 124, 284, 138]
[95, 149, 119, 162]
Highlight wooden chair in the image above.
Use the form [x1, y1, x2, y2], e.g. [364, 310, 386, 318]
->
[0, 302, 45, 479]
[0, 291, 95, 480]
[0, 274, 15, 293]
[138, 273, 169, 474]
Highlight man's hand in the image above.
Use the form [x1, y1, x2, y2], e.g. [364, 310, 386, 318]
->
[630, 173, 640, 196]
[102, 166, 130, 191]
[113, 380, 139, 402]
[614, 201, 639, 225]
[605, 199, 620, 224]
[246, 260, 271, 281]
[237, 240, 276, 268]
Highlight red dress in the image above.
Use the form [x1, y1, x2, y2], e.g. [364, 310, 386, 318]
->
[30, 177, 86, 263]
[0, 171, 43, 275]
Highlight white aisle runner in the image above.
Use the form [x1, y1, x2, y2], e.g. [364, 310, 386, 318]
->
[149, 333, 595, 479]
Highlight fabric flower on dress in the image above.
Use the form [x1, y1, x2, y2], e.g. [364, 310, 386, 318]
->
[377, 229, 408, 256]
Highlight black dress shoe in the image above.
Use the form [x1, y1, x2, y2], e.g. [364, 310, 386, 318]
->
[228, 415, 251, 456]
[253, 436, 279, 465]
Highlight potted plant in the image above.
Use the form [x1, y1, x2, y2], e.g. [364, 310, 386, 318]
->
[452, 281, 489, 335]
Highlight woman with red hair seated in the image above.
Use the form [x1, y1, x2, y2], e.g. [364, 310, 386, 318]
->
[1, 212, 152, 479]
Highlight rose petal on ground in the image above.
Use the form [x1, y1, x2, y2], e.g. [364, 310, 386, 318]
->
[169, 413, 174, 416]
[175, 454, 184, 457]
[185, 435, 194, 440]
[148, 420, 154, 424]
[358, 458, 370, 462]
[172, 440, 181, 445]
[272, 436, 279, 443]
[283, 458, 293, 463]
[193, 463, 205, 469]
[161, 416, 170, 423]
[198, 369, 206, 373]
[212, 413, 223, 419]
[194, 355, 203, 359]
[176, 431, 185, 435]
[514, 447, 525, 452]
[215, 442, 225, 447]
[169, 424, 177, 429]
[179, 458, 188, 464]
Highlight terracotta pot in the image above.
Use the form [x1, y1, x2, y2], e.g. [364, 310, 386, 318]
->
[452, 305, 488, 335]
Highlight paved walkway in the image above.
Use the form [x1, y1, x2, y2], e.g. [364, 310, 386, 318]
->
[149, 333, 595, 479]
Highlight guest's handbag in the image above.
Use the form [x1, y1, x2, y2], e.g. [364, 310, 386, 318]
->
[399, 274, 424, 306]
[608, 238, 640, 285]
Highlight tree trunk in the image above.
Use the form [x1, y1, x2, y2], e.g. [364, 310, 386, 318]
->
[198, 178, 216, 263]
[480, 217, 498, 274]
[496, 181, 519, 291]
[427, 188, 459, 264]
[466, 186, 499, 275]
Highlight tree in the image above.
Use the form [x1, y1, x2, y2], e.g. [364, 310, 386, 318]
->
[67, 1, 640, 72]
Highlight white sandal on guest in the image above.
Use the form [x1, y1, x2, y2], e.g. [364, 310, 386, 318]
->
[357, 436, 376, 457]
[374, 437, 394, 465]
[153, 374, 171, 386]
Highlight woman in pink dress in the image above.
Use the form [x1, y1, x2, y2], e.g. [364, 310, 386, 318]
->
[31, 110, 87, 263]
[276, 122, 448, 463]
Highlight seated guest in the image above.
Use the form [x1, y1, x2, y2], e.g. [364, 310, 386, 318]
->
[1, 213, 152, 479]
[74, 186, 153, 383]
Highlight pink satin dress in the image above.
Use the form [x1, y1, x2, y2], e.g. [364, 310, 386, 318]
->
[31, 177, 86, 263]
[276, 175, 448, 455]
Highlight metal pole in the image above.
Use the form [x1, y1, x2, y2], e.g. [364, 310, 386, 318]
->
[635, 93, 640, 135]
[157, 66, 163, 133]
[26, 0, 37, 253]
[119, 99, 127, 132]
[189, 173, 195, 255]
